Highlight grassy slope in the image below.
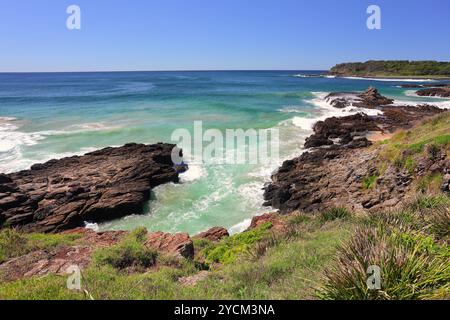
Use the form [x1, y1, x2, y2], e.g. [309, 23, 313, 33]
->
[0, 217, 355, 300]
[0, 114, 449, 300]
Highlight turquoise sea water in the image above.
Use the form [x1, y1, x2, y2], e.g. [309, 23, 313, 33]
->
[0, 71, 449, 234]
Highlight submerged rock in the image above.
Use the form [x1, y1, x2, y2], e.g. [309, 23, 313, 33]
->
[0, 143, 186, 233]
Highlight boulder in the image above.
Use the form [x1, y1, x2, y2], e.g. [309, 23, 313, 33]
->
[145, 232, 194, 259]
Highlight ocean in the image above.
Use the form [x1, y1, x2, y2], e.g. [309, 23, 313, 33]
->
[1, 71, 449, 234]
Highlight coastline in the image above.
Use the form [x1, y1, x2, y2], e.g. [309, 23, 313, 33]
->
[331, 74, 450, 80]
[1, 85, 449, 299]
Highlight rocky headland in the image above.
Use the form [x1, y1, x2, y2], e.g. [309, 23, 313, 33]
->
[264, 88, 449, 214]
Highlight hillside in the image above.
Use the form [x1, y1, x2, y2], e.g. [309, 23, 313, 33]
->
[329, 60, 450, 78]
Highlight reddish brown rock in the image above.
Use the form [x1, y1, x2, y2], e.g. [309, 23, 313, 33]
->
[0, 143, 187, 233]
[0, 228, 125, 282]
[194, 227, 229, 242]
[248, 213, 286, 232]
[145, 232, 194, 259]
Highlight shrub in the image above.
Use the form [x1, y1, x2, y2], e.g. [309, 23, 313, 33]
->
[424, 206, 450, 240]
[92, 228, 157, 270]
[200, 222, 272, 265]
[320, 207, 351, 222]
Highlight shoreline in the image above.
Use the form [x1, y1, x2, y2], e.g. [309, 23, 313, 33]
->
[330, 74, 450, 81]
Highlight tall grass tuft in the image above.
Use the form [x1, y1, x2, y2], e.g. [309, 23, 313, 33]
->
[320, 207, 351, 222]
[320, 226, 449, 300]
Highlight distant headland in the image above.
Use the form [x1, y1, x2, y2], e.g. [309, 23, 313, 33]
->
[329, 60, 450, 79]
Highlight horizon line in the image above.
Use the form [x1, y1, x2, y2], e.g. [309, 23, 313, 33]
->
[0, 69, 329, 74]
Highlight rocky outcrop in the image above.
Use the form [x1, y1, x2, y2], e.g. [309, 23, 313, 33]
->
[416, 87, 450, 98]
[325, 87, 393, 109]
[194, 227, 229, 242]
[0, 143, 186, 233]
[264, 88, 448, 214]
[145, 232, 194, 259]
[303, 104, 443, 149]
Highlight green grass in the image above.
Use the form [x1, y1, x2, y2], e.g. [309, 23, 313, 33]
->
[0, 216, 355, 300]
[321, 194, 450, 300]
[92, 227, 157, 270]
[0, 195, 448, 300]
[198, 222, 273, 265]
[320, 226, 449, 300]
[320, 207, 351, 222]
[362, 175, 378, 190]
[0, 229, 81, 264]
[378, 113, 450, 167]
[410, 194, 450, 210]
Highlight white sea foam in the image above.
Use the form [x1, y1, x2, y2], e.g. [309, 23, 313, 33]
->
[291, 92, 383, 130]
[228, 218, 252, 235]
[180, 164, 207, 183]
[84, 221, 99, 232]
[277, 106, 310, 114]
[0, 118, 124, 173]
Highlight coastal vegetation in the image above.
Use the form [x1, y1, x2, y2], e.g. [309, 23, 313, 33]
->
[330, 60, 450, 78]
[0, 192, 448, 300]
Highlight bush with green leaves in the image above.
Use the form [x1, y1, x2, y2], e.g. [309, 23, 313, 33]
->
[92, 227, 157, 270]
[199, 222, 273, 265]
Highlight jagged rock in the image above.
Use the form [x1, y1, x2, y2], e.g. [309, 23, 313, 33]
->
[194, 227, 229, 242]
[145, 232, 194, 259]
[416, 87, 450, 98]
[357, 87, 394, 108]
[0, 143, 187, 233]
[325, 87, 393, 109]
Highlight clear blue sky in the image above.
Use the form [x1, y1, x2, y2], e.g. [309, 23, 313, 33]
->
[1, 0, 449, 72]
